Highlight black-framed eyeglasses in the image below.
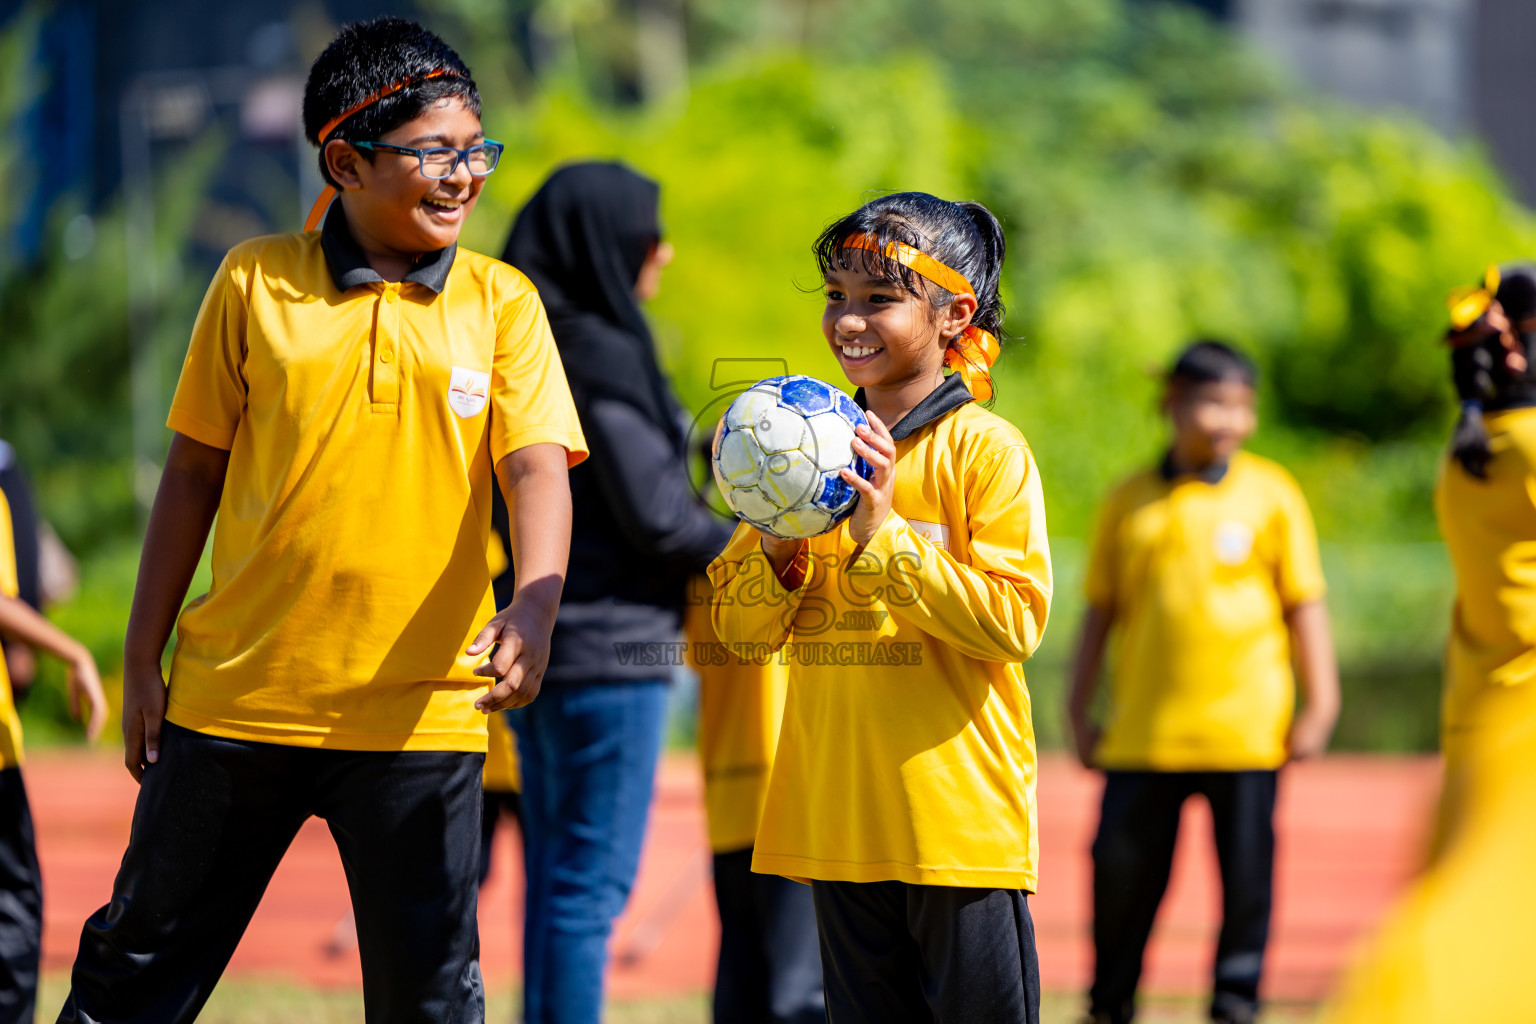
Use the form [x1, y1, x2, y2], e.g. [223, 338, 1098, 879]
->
[352, 140, 504, 179]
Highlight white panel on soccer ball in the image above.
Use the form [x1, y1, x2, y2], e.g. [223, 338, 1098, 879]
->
[715, 428, 764, 487]
[752, 406, 808, 455]
[774, 505, 833, 539]
[724, 387, 780, 431]
[801, 412, 858, 473]
[758, 449, 819, 509]
[726, 485, 778, 522]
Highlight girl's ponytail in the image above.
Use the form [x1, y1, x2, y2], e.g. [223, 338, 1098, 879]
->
[1442, 264, 1536, 479]
[1449, 342, 1496, 479]
[955, 201, 1006, 339]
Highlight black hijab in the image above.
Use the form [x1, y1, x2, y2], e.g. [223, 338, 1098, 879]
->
[502, 162, 684, 445]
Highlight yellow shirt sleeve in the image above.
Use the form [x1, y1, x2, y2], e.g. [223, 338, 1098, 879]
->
[490, 278, 589, 469]
[1273, 472, 1326, 609]
[707, 520, 817, 651]
[1083, 487, 1123, 611]
[860, 443, 1052, 664]
[166, 256, 248, 449]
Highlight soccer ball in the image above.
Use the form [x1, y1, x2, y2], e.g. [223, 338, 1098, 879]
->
[712, 375, 872, 539]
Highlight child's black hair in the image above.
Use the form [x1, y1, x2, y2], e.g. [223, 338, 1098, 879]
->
[1447, 264, 1536, 479]
[814, 192, 1007, 340]
[1166, 339, 1258, 388]
[302, 18, 480, 189]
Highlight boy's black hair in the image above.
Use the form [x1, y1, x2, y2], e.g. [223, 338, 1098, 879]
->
[302, 18, 480, 189]
[814, 192, 1008, 341]
[1448, 263, 1536, 479]
[1167, 339, 1258, 388]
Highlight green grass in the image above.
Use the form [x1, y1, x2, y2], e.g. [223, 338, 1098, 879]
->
[33, 976, 1318, 1023]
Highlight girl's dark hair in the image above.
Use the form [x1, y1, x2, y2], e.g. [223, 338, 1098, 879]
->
[1167, 339, 1258, 387]
[1448, 264, 1536, 479]
[814, 192, 1007, 340]
[302, 18, 480, 188]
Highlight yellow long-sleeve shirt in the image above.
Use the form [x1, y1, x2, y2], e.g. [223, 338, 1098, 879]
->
[708, 379, 1052, 890]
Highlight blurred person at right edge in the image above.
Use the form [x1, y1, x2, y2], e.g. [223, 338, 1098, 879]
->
[683, 576, 824, 1024]
[498, 162, 735, 1024]
[0, 440, 42, 699]
[1321, 265, 1536, 1023]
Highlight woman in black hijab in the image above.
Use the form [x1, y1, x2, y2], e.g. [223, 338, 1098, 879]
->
[500, 162, 733, 1024]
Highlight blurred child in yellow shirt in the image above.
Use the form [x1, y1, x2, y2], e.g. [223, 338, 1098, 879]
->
[1323, 265, 1536, 1022]
[1068, 341, 1340, 1024]
[684, 577, 822, 1024]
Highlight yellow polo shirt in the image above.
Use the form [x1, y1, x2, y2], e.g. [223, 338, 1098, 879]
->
[0, 492, 24, 768]
[164, 207, 587, 752]
[684, 577, 790, 854]
[710, 377, 1052, 890]
[1086, 451, 1325, 771]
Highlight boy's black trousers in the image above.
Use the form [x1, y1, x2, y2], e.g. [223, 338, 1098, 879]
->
[0, 768, 42, 1024]
[58, 722, 485, 1024]
[1090, 769, 1278, 1024]
[711, 847, 824, 1024]
[811, 879, 1040, 1024]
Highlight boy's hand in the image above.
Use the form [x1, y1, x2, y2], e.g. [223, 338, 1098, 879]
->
[1286, 706, 1335, 761]
[844, 412, 896, 547]
[468, 598, 553, 713]
[1069, 712, 1100, 771]
[122, 661, 168, 782]
[67, 645, 108, 745]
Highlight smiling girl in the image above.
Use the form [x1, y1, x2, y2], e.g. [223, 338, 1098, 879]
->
[708, 192, 1052, 1023]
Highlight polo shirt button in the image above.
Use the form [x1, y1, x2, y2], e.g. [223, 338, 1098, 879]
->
[384, 290, 398, 303]
[380, 348, 394, 363]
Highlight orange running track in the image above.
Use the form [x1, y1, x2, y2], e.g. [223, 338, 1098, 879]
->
[26, 751, 1439, 1002]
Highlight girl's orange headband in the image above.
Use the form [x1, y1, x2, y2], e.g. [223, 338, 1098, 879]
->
[304, 68, 460, 232]
[839, 232, 1002, 400]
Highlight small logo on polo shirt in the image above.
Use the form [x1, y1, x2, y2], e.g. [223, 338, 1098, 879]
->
[908, 519, 950, 550]
[1214, 521, 1255, 566]
[448, 366, 490, 418]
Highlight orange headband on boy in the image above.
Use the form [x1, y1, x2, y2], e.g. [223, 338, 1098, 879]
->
[840, 232, 1002, 401]
[303, 68, 459, 232]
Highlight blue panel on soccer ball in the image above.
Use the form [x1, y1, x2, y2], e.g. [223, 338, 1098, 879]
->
[852, 454, 872, 481]
[779, 377, 837, 416]
[816, 474, 857, 512]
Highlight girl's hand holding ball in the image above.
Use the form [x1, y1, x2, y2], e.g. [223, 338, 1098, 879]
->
[844, 411, 896, 547]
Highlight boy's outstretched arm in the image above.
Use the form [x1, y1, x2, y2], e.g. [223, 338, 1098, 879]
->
[1285, 599, 1340, 760]
[123, 433, 229, 781]
[1067, 604, 1114, 770]
[0, 596, 107, 742]
[471, 443, 572, 713]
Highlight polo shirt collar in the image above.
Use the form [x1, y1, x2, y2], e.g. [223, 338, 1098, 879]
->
[854, 373, 974, 442]
[320, 202, 456, 295]
[1159, 449, 1228, 485]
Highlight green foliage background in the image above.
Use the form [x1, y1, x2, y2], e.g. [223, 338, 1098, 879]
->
[3, 0, 1531, 749]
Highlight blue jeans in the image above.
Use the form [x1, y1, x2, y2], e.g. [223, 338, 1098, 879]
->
[506, 679, 669, 1024]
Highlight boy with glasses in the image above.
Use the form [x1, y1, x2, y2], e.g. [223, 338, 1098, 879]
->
[60, 18, 586, 1023]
